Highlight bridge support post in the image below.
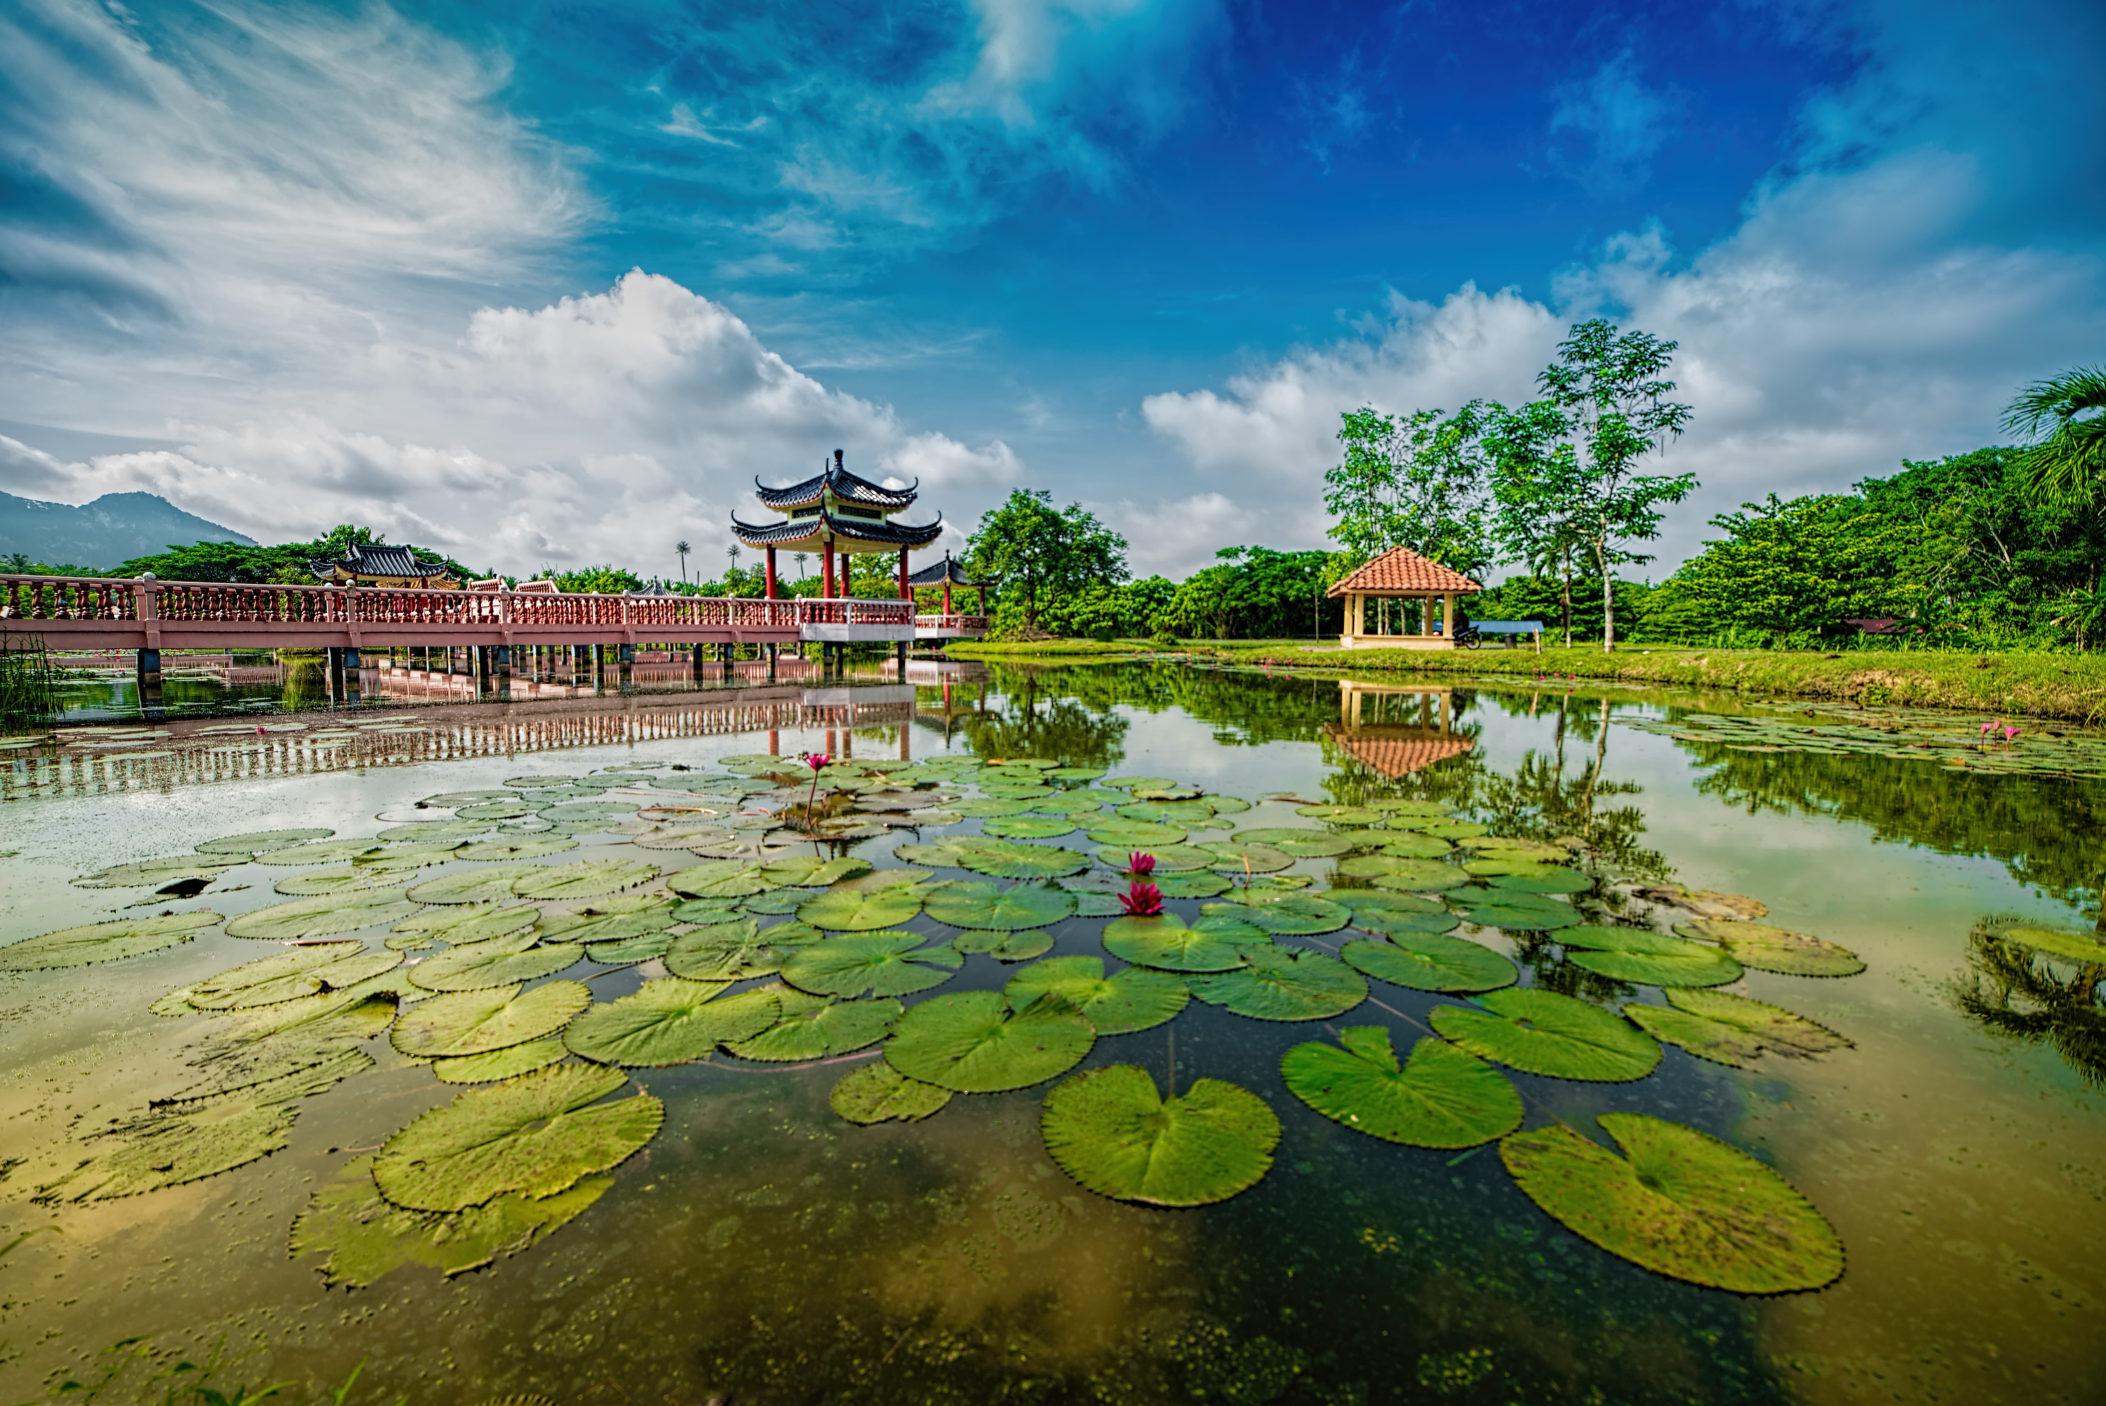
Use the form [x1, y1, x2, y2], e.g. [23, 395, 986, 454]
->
[342, 647, 361, 706]
[691, 642, 705, 682]
[324, 647, 344, 705]
[618, 643, 634, 694]
[494, 645, 511, 702]
[135, 648, 163, 719]
[767, 642, 777, 680]
[895, 641, 906, 674]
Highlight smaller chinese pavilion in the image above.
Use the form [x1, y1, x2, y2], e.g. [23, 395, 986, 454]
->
[732, 449, 945, 598]
[905, 552, 992, 616]
[1326, 546, 1481, 650]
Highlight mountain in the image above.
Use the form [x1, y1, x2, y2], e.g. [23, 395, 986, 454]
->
[0, 491, 256, 570]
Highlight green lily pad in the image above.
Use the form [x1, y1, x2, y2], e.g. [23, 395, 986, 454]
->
[392, 980, 591, 1058]
[226, 888, 417, 940]
[353, 842, 463, 874]
[666, 860, 771, 899]
[1431, 989, 1659, 1081]
[563, 978, 779, 1065]
[830, 1062, 953, 1123]
[1086, 821, 1188, 848]
[1197, 841, 1295, 874]
[739, 889, 807, 915]
[2001, 927, 2106, 963]
[457, 837, 578, 861]
[665, 919, 823, 981]
[1003, 955, 1188, 1035]
[885, 989, 1095, 1093]
[1673, 919, 1864, 977]
[1295, 804, 1383, 824]
[1342, 934, 1517, 993]
[922, 880, 1077, 932]
[371, 1063, 664, 1212]
[634, 826, 740, 852]
[1155, 871, 1235, 899]
[951, 929, 1056, 960]
[1102, 913, 1266, 972]
[727, 990, 903, 1061]
[377, 821, 492, 845]
[1372, 800, 1452, 816]
[1281, 1026, 1522, 1148]
[1375, 833, 1453, 859]
[430, 1039, 569, 1085]
[1461, 837, 1569, 862]
[190, 942, 401, 1009]
[456, 800, 538, 820]
[797, 885, 927, 931]
[1478, 863, 1595, 895]
[38, 1091, 301, 1202]
[1101, 776, 1175, 791]
[1189, 945, 1365, 1021]
[1623, 989, 1852, 1068]
[252, 838, 389, 866]
[1117, 801, 1231, 829]
[669, 897, 746, 925]
[1200, 894, 1350, 936]
[1044, 766, 1107, 782]
[535, 897, 677, 946]
[538, 802, 641, 826]
[1561, 926, 1744, 987]
[781, 932, 963, 998]
[951, 798, 1037, 818]
[513, 860, 659, 901]
[1347, 904, 1461, 937]
[291, 1154, 608, 1287]
[1093, 844, 1216, 873]
[0, 910, 222, 971]
[425, 790, 525, 806]
[391, 903, 538, 945]
[408, 935, 582, 992]
[1499, 1113, 1845, 1293]
[274, 867, 387, 897]
[1027, 792, 1105, 816]
[1041, 1064, 1278, 1206]
[1454, 892, 1582, 931]
[758, 855, 874, 887]
[198, 828, 334, 856]
[407, 866, 548, 905]
[982, 816, 1076, 840]
[1357, 858, 1469, 892]
[74, 855, 242, 889]
[1231, 828, 1353, 859]
[1418, 820, 1490, 840]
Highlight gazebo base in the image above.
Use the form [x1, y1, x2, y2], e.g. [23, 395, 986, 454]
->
[1337, 634, 1456, 651]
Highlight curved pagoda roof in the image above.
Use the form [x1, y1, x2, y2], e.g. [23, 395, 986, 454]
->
[310, 544, 452, 581]
[731, 508, 945, 551]
[1325, 545, 1481, 597]
[754, 448, 919, 512]
[906, 552, 989, 587]
[734, 447, 943, 553]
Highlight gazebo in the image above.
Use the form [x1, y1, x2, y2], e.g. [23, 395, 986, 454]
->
[732, 449, 945, 599]
[1323, 682, 1474, 777]
[1326, 546, 1482, 650]
[906, 552, 991, 616]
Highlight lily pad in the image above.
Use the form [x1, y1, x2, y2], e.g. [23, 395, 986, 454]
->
[563, 979, 780, 1065]
[190, 942, 401, 1009]
[1376, 833, 1454, 859]
[950, 839, 1092, 880]
[1086, 821, 1188, 848]
[665, 919, 822, 981]
[951, 929, 1056, 960]
[1197, 842, 1295, 874]
[1200, 895, 1350, 936]
[0, 911, 222, 971]
[2002, 927, 2106, 963]
[797, 885, 927, 931]
[408, 866, 548, 905]
[885, 989, 1095, 1093]
[1189, 945, 1366, 1021]
[1041, 1064, 1279, 1206]
[830, 1061, 953, 1123]
[1155, 871, 1235, 899]
[781, 932, 963, 998]
[1499, 1113, 1845, 1293]
[951, 798, 1037, 818]
[514, 860, 659, 901]
[408, 936, 582, 992]
[727, 990, 903, 1061]
[983, 816, 1076, 840]
[75, 855, 243, 889]
[1560, 926, 1744, 988]
[535, 898, 677, 946]
[1281, 1026, 1522, 1148]
[1483, 865, 1595, 895]
[1230, 828, 1352, 859]
[1673, 919, 1865, 977]
[391, 904, 538, 945]
[353, 842, 463, 874]
[1094, 844, 1216, 873]
[666, 860, 771, 899]
[758, 855, 874, 887]
[198, 827, 334, 856]
[922, 880, 1076, 932]
[1102, 913, 1266, 972]
[377, 821, 492, 845]
[371, 1063, 664, 1212]
[1623, 989, 1851, 1068]
[1003, 955, 1189, 1035]
[1431, 989, 1660, 1082]
[392, 980, 591, 1058]
[1342, 934, 1517, 993]
[274, 867, 387, 897]
[227, 888, 418, 940]
[1454, 892, 1582, 931]
[457, 838, 579, 861]
[430, 1039, 569, 1084]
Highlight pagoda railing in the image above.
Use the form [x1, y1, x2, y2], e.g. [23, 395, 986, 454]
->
[799, 598, 916, 626]
[914, 613, 991, 634]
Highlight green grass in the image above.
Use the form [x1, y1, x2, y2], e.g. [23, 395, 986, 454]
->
[947, 639, 1154, 657]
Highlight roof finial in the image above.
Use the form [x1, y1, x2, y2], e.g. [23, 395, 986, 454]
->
[834, 448, 844, 470]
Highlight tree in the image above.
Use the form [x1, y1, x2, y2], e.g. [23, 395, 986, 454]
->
[794, 551, 810, 579]
[2006, 365, 2106, 508]
[965, 489, 1128, 632]
[1484, 320, 1695, 651]
[1323, 405, 1494, 575]
[676, 540, 690, 584]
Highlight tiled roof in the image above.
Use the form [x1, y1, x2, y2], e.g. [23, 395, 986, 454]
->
[754, 452, 919, 511]
[906, 553, 988, 587]
[731, 510, 945, 550]
[1326, 546, 1481, 597]
[311, 545, 451, 579]
[1322, 727, 1474, 777]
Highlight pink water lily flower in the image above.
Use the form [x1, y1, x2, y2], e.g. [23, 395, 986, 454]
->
[1980, 721, 1997, 735]
[1119, 881, 1164, 917]
[1129, 851, 1157, 877]
[2003, 725, 2020, 741]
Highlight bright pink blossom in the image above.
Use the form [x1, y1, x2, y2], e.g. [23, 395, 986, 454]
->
[1119, 881, 1164, 917]
[1128, 851, 1157, 877]
[2003, 725, 2020, 741]
[1981, 721, 1997, 735]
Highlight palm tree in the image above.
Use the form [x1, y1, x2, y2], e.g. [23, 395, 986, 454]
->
[675, 540, 690, 584]
[2005, 365, 2106, 507]
[794, 552, 810, 580]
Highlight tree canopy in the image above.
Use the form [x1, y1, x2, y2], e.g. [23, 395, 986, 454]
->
[965, 489, 1129, 631]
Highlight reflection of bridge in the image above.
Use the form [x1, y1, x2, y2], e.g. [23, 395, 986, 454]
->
[1323, 681, 1473, 777]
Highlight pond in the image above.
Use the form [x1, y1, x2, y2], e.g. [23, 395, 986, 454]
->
[1, 660, 2102, 1405]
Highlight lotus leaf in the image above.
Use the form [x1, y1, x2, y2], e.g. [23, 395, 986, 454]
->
[1499, 1113, 1844, 1292]
[1333, 889, 1444, 913]
[981, 815, 1076, 840]
[1418, 820, 1490, 840]
[75, 855, 243, 889]
[1559, 926, 1744, 988]
[431, 1039, 569, 1084]
[1431, 989, 1659, 1081]
[538, 802, 640, 825]
[424, 790, 523, 806]
[1117, 801, 1231, 828]
[1376, 833, 1453, 859]
[634, 826, 739, 852]
[0, 911, 221, 970]
[797, 885, 926, 931]
[371, 1063, 664, 1212]
[42, 1093, 299, 1202]
[665, 919, 820, 981]
[198, 827, 334, 856]
[457, 838, 578, 861]
[392, 904, 539, 944]
[1155, 871, 1235, 899]
[1091, 844, 1214, 873]
[392, 980, 591, 1058]
[1371, 800, 1452, 816]
[534, 898, 677, 946]
[892, 841, 973, 868]
[191, 943, 401, 1009]
[377, 821, 492, 844]
[1454, 892, 1581, 931]
[728, 990, 902, 1061]
[1348, 903, 1461, 937]
[409, 938, 582, 992]
[1103, 913, 1265, 971]
[1673, 919, 1865, 977]
[291, 1154, 609, 1288]
[922, 880, 1076, 931]
[780, 932, 962, 997]
[1003, 955, 1188, 1035]
[1281, 1027, 1521, 1148]
[741, 889, 808, 915]
[408, 866, 549, 905]
[1101, 776, 1175, 791]
[513, 859, 659, 901]
[1462, 837, 1569, 862]
[1486, 867, 1595, 896]
[2002, 927, 2106, 963]
[1189, 945, 1365, 1021]
[1044, 766, 1106, 781]
[758, 855, 874, 887]
[885, 989, 1095, 1092]
[227, 887, 418, 940]
[667, 860, 772, 899]
[1086, 821, 1187, 848]
[951, 798, 1037, 818]
[1026, 793, 1105, 816]
[980, 784, 1055, 801]
[1041, 1064, 1278, 1206]
[951, 929, 1055, 961]
[563, 979, 779, 1066]
[1623, 989, 1851, 1068]
[353, 842, 462, 873]
[830, 1060, 954, 1123]
[274, 867, 388, 897]
[1342, 934, 1517, 993]
[950, 839, 1091, 880]
[456, 801, 539, 820]
[1295, 805, 1383, 825]
[1199, 895, 1349, 936]
[1229, 828, 1352, 859]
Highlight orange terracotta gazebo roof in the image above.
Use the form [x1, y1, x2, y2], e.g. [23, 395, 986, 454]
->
[1322, 727, 1475, 777]
[1326, 546, 1481, 596]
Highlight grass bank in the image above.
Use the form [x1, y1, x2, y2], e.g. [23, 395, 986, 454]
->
[946, 639, 1149, 658]
[1187, 642, 2106, 723]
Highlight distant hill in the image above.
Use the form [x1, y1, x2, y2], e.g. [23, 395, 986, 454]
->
[0, 490, 255, 570]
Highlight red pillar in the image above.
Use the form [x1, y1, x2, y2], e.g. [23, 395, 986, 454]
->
[765, 547, 777, 600]
[822, 540, 834, 599]
[943, 579, 952, 615]
[898, 548, 910, 600]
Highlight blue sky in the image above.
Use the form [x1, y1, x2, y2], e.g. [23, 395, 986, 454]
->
[1, 0, 2100, 579]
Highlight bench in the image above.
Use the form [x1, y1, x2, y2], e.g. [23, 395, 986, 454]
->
[1458, 620, 1544, 649]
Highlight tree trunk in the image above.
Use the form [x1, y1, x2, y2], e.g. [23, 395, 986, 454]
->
[1596, 542, 1615, 653]
[1560, 554, 1573, 648]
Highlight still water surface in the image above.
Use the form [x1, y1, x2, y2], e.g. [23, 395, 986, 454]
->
[1, 662, 2101, 1404]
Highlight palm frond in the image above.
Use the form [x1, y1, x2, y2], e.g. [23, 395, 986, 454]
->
[2005, 365, 2106, 507]
[2002, 364, 2106, 439]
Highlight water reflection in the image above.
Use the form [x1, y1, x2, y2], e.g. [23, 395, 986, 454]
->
[1951, 916, 2106, 1087]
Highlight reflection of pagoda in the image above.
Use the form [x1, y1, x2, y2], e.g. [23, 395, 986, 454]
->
[732, 449, 945, 599]
[1323, 681, 1474, 777]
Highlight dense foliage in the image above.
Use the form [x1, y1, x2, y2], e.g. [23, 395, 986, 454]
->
[114, 526, 481, 586]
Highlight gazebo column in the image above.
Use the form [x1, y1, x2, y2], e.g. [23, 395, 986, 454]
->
[943, 579, 952, 615]
[821, 540, 835, 599]
[1420, 596, 1432, 637]
[765, 547, 777, 600]
[898, 548, 910, 600]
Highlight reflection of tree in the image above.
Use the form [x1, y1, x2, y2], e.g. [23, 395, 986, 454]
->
[973, 662, 1345, 751]
[1685, 737, 2106, 923]
[1950, 917, 2106, 1088]
[962, 667, 1131, 766]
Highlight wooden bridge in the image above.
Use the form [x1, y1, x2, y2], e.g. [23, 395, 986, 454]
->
[0, 574, 988, 654]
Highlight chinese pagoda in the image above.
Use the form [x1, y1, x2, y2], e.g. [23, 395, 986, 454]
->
[732, 449, 945, 598]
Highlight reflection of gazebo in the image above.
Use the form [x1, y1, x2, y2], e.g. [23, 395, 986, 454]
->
[1327, 546, 1481, 650]
[906, 552, 992, 616]
[733, 449, 945, 599]
[1323, 681, 1473, 777]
